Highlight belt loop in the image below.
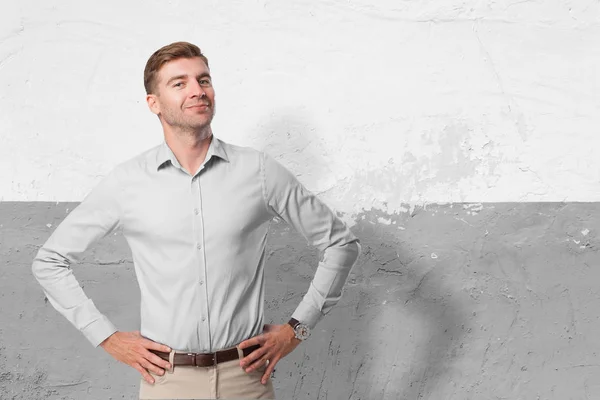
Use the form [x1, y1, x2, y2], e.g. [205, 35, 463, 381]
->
[236, 345, 244, 361]
[168, 350, 175, 374]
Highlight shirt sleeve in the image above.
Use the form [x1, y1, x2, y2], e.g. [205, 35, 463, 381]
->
[31, 170, 123, 347]
[261, 152, 361, 329]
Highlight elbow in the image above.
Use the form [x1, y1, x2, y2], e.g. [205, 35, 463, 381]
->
[345, 236, 361, 258]
[354, 240, 362, 261]
[326, 238, 361, 267]
[31, 247, 69, 282]
[349, 240, 361, 267]
[31, 250, 46, 282]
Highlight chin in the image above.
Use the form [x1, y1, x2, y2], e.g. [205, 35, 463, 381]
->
[189, 120, 213, 130]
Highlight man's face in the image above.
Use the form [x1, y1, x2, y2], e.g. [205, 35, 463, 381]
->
[147, 57, 216, 131]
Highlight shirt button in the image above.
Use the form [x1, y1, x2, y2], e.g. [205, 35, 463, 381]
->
[201, 316, 206, 321]
[199, 280, 204, 285]
[196, 243, 202, 250]
[194, 208, 199, 215]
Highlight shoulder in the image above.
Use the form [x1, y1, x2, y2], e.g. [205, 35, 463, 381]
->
[218, 140, 293, 175]
[110, 143, 163, 177]
[218, 139, 262, 160]
[86, 144, 162, 195]
[217, 139, 268, 173]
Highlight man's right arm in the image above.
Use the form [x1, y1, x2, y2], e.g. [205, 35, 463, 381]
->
[32, 169, 173, 383]
[31, 170, 122, 347]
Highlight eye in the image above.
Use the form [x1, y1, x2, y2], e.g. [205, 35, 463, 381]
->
[199, 78, 212, 86]
[173, 82, 183, 88]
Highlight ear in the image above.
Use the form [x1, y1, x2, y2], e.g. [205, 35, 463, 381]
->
[146, 94, 160, 116]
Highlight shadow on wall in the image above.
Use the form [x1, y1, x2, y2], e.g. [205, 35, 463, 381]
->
[250, 110, 333, 191]
[254, 110, 470, 399]
[350, 209, 470, 399]
[263, 207, 471, 399]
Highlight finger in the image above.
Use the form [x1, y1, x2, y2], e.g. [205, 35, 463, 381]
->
[238, 335, 264, 350]
[133, 363, 155, 384]
[144, 350, 172, 371]
[240, 346, 268, 368]
[261, 357, 279, 384]
[142, 339, 172, 353]
[142, 361, 165, 376]
[245, 354, 270, 373]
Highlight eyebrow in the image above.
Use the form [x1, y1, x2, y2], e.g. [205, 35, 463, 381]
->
[165, 73, 211, 86]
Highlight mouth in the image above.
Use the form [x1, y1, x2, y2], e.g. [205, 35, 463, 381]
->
[187, 103, 210, 110]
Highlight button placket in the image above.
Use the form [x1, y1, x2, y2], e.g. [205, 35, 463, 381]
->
[194, 174, 212, 350]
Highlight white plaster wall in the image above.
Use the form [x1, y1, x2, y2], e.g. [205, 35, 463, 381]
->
[1, 0, 599, 214]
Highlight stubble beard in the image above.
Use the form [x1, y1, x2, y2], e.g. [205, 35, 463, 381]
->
[162, 103, 216, 141]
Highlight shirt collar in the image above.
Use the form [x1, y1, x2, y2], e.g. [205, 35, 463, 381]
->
[155, 135, 229, 171]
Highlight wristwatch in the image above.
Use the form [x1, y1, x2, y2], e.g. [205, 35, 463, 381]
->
[288, 318, 311, 340]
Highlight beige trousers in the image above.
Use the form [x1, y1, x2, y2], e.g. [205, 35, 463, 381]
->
[139, 345, 275, 399]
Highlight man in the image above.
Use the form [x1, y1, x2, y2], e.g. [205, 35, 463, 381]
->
[32, 41, 361, 399]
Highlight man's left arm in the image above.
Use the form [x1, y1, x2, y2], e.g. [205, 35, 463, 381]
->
[239, 152, 361, 383]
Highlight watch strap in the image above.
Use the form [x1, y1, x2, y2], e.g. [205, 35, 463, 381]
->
[287, 318, 300, 329]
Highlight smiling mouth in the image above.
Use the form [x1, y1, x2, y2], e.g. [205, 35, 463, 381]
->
[187, 104, 209, 109]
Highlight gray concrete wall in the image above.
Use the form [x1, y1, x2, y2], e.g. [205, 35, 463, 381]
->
[2, 202, 598, 399]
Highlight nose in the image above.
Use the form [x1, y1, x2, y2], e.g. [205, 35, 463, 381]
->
[188, 80, 206, 99]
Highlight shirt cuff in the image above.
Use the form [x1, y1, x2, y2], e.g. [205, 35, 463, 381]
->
[291, 301, 324, 330]
[81, 315, 118, 347]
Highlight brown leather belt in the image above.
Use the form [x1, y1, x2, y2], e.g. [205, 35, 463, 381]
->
[150, 344, 260, 367]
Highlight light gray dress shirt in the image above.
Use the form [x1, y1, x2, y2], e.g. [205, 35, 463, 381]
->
[32, 136, 361, 353]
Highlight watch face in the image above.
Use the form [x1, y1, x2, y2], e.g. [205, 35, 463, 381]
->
[295, 324, 310, 340]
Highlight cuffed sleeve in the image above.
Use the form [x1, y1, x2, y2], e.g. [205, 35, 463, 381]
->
[31, 171, 122, 347]
[261, 152, 361, 329]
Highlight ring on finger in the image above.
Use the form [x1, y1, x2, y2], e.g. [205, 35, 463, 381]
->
[259, 356, 270, 369]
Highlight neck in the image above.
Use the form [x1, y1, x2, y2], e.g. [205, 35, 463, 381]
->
[163, 125, 214, 175]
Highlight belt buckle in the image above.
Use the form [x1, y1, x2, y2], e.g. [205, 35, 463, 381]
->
[187, 352, 216, 367]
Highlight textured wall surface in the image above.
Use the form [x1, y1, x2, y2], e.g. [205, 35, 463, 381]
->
[1, 202, 599, 399]
[2, 1, 599, 399]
